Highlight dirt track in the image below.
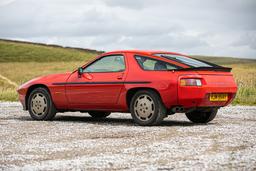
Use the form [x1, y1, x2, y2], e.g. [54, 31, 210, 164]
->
[0, 102, 256, 170]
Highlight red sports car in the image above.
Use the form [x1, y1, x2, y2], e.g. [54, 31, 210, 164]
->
[17, 50, 237, 126]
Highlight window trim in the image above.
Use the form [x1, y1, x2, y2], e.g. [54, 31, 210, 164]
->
[83, 54, 126, 73]
[134, 55, 182, 71]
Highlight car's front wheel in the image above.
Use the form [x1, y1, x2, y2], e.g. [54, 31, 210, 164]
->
[185, 108, 218, 123]
[88, 111, 111, 118]
[130, 90, 167, 126]
[28, 87, 56, 120]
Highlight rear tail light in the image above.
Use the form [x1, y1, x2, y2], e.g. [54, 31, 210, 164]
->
[180, 78, 202, 86]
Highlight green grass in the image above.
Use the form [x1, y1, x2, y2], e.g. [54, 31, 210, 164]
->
[0, 39, 101, 62]
[0, 39, 256, 105]
[226, 63, 256, 105]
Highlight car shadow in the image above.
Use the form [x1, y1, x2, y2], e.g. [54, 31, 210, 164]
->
[17, 115, 214, 127]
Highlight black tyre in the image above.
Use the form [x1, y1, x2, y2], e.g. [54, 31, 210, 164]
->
[185, 108, 218, 123]
[88, 111, 111, 118]
[28, 87, 57, 120]
[130, 90, 167, 126]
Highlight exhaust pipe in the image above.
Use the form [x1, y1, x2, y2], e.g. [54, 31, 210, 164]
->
[171, 106, 185, 113]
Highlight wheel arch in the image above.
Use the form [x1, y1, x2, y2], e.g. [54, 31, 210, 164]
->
[126, 87, 163, 109]
[25, 84, 51, 110]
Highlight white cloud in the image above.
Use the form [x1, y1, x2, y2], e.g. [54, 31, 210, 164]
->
[0, 0, 255, 58]
[0, 0, 16, 7]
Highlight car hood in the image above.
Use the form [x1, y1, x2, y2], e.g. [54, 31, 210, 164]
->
[18, 72, 71, 89]
[39, 72, 71, 81]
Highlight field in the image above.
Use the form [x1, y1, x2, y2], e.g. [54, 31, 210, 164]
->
[0, 39, 256, 105]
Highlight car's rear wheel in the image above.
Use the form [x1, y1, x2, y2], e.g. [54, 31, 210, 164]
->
[88, 111, 111, 118]
[28, 87, 56, 120]
[185, 108, 218, 123]
[130, 90, 167, 126]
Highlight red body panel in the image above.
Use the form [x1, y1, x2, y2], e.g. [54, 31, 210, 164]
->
[65, 72, 127, 110]
[17, 50, 238, 112]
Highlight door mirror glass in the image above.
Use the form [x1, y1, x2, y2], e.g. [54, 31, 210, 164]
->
[77, 67, 83, 77]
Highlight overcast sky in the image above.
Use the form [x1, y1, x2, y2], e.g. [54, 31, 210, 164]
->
[0, 0, 255, 58]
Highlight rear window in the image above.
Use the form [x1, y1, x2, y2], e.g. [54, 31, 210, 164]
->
[154, 54, 215, 68]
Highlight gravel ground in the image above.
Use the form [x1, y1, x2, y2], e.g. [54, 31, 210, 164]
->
[0, 102, 256, 171]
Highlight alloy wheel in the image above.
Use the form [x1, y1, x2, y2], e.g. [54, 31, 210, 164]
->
[134, 94, 155, 121]
[30, 93, 48, 116]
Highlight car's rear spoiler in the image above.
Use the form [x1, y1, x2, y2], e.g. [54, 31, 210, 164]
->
[176, 67, 232, 72]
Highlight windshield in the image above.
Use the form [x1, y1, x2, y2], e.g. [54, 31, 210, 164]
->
[154, 54, 214, 68]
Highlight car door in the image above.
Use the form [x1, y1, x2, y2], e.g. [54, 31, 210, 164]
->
[66, 54, 127, 109]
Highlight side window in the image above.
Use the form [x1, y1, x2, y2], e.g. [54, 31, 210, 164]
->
[135, 55, 179, 71]
[84, 55, 125, 72]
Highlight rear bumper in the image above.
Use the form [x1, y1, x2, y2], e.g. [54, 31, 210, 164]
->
[178, 86, 237, 108]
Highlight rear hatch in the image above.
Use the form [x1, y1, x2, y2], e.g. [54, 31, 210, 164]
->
[177, 67, 237, 107]
[195, 70, 237, 91]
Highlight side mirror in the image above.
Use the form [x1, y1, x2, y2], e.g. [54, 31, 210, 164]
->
[77, 67, 83, 77]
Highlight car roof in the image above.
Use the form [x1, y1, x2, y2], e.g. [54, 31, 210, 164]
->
[102, 50, 186, 57]
[80, 49, 190, 70]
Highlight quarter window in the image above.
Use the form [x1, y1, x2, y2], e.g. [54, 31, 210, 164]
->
[135, 55, 180, 71]
[84, 55, 125, 72]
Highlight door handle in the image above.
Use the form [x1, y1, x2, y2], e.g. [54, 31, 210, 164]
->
[84, 73, 93, 80]
[117, 73, 124, 80]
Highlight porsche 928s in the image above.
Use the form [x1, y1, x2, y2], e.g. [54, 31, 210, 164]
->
[17, 50, 237, 126]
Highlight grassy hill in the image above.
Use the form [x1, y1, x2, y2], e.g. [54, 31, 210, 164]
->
[0, 39, 255, 105]
[0, 39, 103, 62]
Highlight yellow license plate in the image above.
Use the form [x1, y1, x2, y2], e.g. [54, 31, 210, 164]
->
[209, 94, 228, 102]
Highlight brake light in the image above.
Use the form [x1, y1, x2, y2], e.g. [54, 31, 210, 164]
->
[180, 78, 202, 86]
